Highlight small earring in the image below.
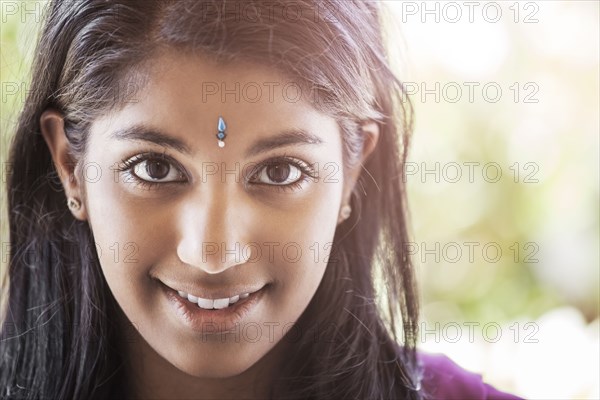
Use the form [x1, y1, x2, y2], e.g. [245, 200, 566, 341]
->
[340, 204, 352, 220]
[67, 197, 81, 210]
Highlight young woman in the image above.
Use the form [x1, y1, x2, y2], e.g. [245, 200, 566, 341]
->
[0, 1, 523, 399]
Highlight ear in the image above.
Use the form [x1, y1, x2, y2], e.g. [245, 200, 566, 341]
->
[39, 109, 88, 221]
[338, 121, 380, 223]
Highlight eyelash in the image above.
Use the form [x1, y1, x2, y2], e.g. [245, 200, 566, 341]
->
[249, 155, 318, 193]
[115, 152, 318, 193]
[115, 152, 186, 191]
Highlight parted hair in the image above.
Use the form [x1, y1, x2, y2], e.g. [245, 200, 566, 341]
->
[0, 1, 421, 398]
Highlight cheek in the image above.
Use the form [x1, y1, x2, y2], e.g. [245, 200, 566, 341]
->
[84, 174, 173, 320]
[260, 182, 342, 325]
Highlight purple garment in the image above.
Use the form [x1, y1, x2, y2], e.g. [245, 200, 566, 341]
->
[417, 352, 524, 400]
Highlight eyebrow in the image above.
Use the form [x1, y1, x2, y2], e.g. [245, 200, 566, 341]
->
[244, 128, 324, 157]
[109, 124, 324, 157]
[109, 124, 192, 154]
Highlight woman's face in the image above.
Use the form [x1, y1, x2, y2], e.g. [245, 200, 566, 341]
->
[81, 52, 348, 378]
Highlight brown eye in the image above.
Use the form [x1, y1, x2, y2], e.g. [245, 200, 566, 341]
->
[267, 163, 291, 183]
[133, 158, 183, 182]
[146, 159, 170, 179]
[255, 161, 302, 186]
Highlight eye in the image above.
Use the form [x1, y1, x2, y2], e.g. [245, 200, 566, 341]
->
[254, 161, 303, 186]
[116, 152, 187, 187]
[133, 158, 183, 183]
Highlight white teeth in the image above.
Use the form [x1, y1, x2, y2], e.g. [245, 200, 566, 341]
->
[174, 288, 257, 309]
[213, 298, 230, 309]
[187, 294, 198, 302]
[196, 297, 214, 310]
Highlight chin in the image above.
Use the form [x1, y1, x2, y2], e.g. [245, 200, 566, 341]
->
[177, 359, 254, 379]
[166, 346, 263, 379]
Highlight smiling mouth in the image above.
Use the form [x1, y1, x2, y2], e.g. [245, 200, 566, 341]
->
[161, 282, 270, 333]
[174, 289, 257, 310]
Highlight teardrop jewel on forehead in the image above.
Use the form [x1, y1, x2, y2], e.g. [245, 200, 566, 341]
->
[216, 116, 227, 148]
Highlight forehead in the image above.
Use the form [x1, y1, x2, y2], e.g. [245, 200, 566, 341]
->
[91, 51, 340, 157]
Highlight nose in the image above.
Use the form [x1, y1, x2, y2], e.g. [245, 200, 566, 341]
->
[176, 186, 251, 274]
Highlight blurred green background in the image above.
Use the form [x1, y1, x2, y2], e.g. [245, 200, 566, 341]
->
[1, 1, 598, 399]
[384, 1, 599, 398]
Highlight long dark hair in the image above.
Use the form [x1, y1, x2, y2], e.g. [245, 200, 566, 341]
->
[0, 1, 421, 398]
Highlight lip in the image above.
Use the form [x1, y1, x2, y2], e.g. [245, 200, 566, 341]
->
[161, 282, 268, 334]
[161, 281, 266, 300]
